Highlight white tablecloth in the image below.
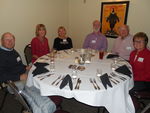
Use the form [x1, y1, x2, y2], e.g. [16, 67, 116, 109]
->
[26, 49, 135, 113]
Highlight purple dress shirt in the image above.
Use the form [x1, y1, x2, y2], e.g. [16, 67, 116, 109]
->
[112, 34, 134, 60]
[83, 32, 108, 51]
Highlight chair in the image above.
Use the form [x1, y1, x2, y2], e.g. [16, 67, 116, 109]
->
[24, 44, 32, 65]
[132, 91, 150, 113]
[49, 96, 63, 109]
[0, 83, 9, 111]
[7, 81, 70, 113]
[7, 81, 32, 113]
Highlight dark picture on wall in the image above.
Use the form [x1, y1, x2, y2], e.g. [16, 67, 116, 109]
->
[100, 1, 130, 38]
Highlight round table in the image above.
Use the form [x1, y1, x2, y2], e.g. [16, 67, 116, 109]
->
[26, 49, 135, 113]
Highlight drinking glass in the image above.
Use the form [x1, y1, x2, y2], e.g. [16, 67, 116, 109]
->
[71, 69, 77, 79]
[96, 69, 102, 77]
[99, 51, 104, 59]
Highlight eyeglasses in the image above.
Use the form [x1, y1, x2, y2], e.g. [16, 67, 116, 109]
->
[133, 40, 145, 44]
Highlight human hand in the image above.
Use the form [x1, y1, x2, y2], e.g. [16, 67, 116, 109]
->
[26, 65, 31, 71]
[20, 74, 28, 81]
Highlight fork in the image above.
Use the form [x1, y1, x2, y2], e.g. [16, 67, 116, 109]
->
[110, 73, 126, 81]
[51, 76, 61, 85]
[93, 79, 100, 90]
[89, 78, 97, 90]
[39, 74, 52, 80]
[77, 79, 81, 89]
[55, 76, 65, 86]
[75, 78, 80, 89]
[108, 76, 120, 83]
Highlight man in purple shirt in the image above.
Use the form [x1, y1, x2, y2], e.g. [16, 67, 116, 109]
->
[83, 20, 108, 51]
[112, 25, 134, 60]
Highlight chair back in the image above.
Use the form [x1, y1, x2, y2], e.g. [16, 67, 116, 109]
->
[7, 81, 32, 113]
[24, 44, 32, 65]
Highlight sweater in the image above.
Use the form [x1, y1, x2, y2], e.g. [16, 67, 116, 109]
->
[130, 48, 150, 82]
[0, 48, 26, 83]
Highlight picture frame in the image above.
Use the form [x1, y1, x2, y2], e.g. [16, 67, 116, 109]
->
[100, 1, 130, 38]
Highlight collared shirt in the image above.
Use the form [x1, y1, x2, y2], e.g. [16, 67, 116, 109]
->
[112, 34, 134, 60]
[83, 32, 108, 51]
[130, 48, 150, 82]
[0, 46, 13, 51]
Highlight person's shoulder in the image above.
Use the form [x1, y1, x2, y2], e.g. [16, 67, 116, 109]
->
[145, 48, 150, 54]
[54, 37, 60, 41]
[86, 32, 93, 37]
[67, 37, 72, 40]
[130, 49, 136, 55]
[31, 37, 38, 42]
[98, 32, 107, 38]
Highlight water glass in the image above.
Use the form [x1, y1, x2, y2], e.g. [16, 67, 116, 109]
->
[96, 69, 102, 77]
[71, 69, 77, 79]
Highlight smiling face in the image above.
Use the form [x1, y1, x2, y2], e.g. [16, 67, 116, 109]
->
[133, 37, 145, 51]
[58, 27, 66, 38]
[118, 25, 129, 39]
[38, 27, 46, 37]
[35, 24, 47, 37]
[1, 33, 15, 49]
[93, 20, 101, 33]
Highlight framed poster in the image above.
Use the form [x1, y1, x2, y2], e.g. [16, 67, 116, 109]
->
[100, 1, 129, 38]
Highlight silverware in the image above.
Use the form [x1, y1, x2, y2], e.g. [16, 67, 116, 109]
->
[110, 79, 117, 84]
[108, 76, 120, 83]
[51, 76, 61, 85]
[93, 79, 100, 90]
[55, 76, 65, 86]
[89, 78, 97, 90]
[75, 78, 80, 89]
[77, 79, 81, 89]
[39, 74, 52, 80]
[110, 73, 126, 81]
[64, 50, 69, 54]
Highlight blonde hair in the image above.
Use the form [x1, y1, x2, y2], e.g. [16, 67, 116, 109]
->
[58, 26, 66, 37]
[35, 24, 47, 36]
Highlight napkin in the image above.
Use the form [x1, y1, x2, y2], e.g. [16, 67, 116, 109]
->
[106, 54, 119, 59]
[32, 67, 49, 77]
[32, 62, 49, 77]
[115, 65, 132, 78]
[34, 62, 49, 67]
[59, 74, 73, 90]
[100, 73, 112, 89]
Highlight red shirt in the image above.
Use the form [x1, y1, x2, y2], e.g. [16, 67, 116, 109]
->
[130, 48, 150, 82]
[31, 37, 50, 63]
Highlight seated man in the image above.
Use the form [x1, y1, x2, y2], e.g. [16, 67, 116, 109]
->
[83, 20, 108, 51]
[112, 25, 134, 60]
[0, 32, 29, 83]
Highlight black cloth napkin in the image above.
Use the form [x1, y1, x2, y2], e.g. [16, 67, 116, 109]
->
[106, 54, 119, 59]
[100, 73, 112, 89]
[34, 62, 49, 67]
[32, 67, 49, 77]
[32, 62, 49, 77]
[60, 74, 73, 90]
[115, 65, 132, 78]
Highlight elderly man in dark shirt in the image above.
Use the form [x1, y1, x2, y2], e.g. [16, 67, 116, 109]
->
[0, 32, 29, 83]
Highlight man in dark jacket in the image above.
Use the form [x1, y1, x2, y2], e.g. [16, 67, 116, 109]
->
[0, 32, 29, 83]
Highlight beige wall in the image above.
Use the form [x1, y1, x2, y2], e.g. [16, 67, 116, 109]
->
[0, 0, 69, 64]
[68, 0, 150, 51]
[0, 0, 150, 64]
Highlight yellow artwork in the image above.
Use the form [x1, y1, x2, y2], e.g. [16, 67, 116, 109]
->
[100, 1, 129, 38]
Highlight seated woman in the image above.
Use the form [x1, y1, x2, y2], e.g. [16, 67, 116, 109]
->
[31, 24, 50, 63]
[130, 32, 150, 92]
[53, 26, 73, 51]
